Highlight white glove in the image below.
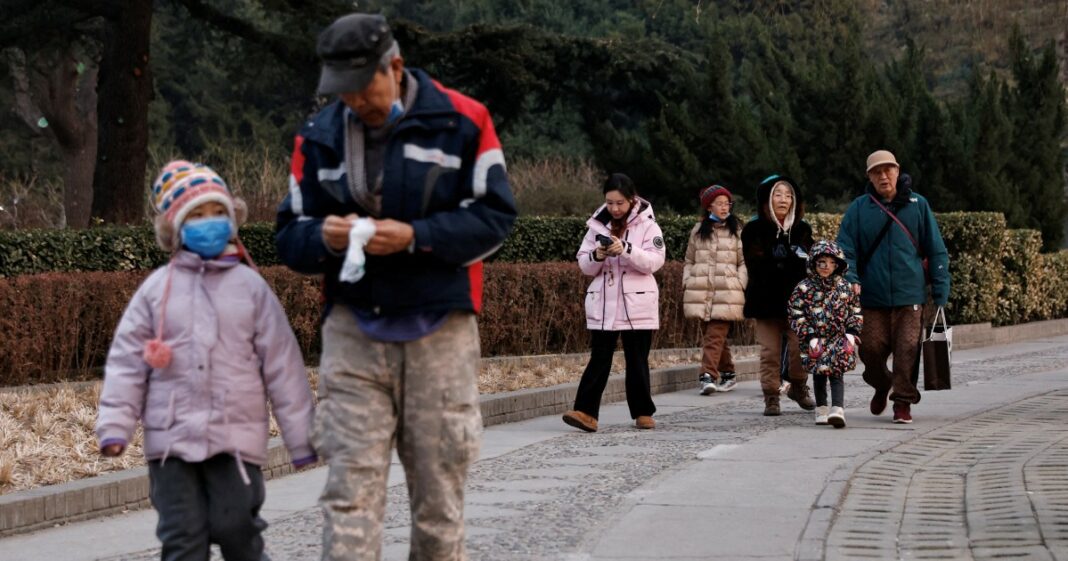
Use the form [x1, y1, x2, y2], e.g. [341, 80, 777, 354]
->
[339, 218, 376, 283]
[808, 338, 823, 359]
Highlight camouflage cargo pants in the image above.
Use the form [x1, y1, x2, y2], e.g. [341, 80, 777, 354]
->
[312, 308, 482, 561]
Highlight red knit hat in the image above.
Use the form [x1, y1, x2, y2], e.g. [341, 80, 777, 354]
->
[699, 185, 732, 208]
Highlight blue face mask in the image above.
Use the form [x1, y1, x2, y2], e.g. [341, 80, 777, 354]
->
[385, 98, 404, 126]
[708, 212, 723, 222]
[180, 216, 232, 259]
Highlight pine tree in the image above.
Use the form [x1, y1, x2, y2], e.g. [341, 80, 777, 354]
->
[1004, 27, 1067, 249]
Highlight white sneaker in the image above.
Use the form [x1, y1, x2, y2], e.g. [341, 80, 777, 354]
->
[717, 372, 737, 392]
[815, 405, 829, 425]
[828, 406, 846, 428]
[699, 372, 718, 395]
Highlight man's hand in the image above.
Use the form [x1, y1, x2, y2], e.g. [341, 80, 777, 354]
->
[367, 219, 415, 255]
[323, 214, 359, 252]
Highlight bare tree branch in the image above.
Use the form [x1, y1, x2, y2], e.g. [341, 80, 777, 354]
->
[53, 0, 122, 19]
[173, 0, 318, 72]
[5, 48, 46, 133]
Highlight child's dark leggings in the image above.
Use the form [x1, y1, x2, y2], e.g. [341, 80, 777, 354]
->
[148, 453, 268, 561]
[813, 373, 844, 408]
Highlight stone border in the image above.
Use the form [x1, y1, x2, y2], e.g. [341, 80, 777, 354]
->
[952, 317, 1068, 350]
[0, 352, 758, 537]
[4, 317, 1066, 537]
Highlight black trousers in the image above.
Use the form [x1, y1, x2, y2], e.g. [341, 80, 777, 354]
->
[148, 454, 269, 561]
[814, 374, 845, 408]
[573, 329, 656, 420]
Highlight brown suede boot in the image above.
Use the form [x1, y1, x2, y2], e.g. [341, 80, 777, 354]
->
[763, 395, 781, 416]
[787, 383, 816, 411]
[562, 410, 598, 432]
[635, 416, 656, 429]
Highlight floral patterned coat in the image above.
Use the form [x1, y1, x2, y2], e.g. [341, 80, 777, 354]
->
[787, 241, 863, 377]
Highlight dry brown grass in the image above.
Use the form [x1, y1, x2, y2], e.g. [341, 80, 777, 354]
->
[508, 157, 605, 216]
[0, 350, 726, 495]
[147, 142, 290, 224]
[0, 173, 65, 229]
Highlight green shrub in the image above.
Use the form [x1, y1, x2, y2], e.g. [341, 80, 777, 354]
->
[997, 230, 1043, 325]
[807, 213, 843, 242]
[0, 223, 282, 277]
[0, 211, 1049, 328]
[0, 261, 728, 385]
[940, 213, 1006, 325]
[1044, 251, 1068, 320]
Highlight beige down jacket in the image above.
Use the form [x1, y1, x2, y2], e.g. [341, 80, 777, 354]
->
[682, 221, 748, 321]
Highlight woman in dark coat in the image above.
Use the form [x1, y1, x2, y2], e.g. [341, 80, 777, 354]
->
[741, 175, 816, 416]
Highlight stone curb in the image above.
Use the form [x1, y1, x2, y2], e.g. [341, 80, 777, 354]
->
[2, 316, 1066, 537]
[0, 353, 759, 538]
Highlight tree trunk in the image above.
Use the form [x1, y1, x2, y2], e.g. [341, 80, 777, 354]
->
[90, 0, 152, 225]
[7, 46, 98, 228]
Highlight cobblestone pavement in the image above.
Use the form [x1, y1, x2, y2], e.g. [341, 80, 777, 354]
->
[109, 341, 1068, 561]
[826, 389, 1068, 561]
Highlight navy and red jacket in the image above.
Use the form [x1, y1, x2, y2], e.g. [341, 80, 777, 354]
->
[275, 68, 517, 316]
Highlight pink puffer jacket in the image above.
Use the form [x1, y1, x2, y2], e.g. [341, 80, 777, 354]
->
[577, 198, 666, 331]
[96, 251, 314, 469]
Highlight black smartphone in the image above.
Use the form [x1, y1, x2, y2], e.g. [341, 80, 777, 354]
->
[595, 234, 613, 247]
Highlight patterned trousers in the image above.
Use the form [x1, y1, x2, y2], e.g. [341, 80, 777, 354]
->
[313, 309, 482, 561]
[859, 306, 924, 404]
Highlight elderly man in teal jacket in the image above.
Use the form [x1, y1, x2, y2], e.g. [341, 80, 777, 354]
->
[836, 150, 950, 424]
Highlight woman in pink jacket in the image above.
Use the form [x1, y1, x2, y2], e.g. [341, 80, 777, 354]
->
[563, 174, 666, 432]
[96, 161, 315, 561]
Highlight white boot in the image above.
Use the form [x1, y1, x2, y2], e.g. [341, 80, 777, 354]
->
[828, 406, 846, 428]
[814, 405, 829, 425]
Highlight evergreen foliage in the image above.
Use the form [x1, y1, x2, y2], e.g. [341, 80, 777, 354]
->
[0, 1, 1064, 244]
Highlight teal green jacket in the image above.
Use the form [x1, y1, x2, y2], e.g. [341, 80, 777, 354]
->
[836, 175, 950, 308]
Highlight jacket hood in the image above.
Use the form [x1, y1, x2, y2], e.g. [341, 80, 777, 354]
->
[808, 240, 848, 275]
[590, 197, 655, 228]
[300, 68, 451, 150]
[170, 250, 242, 272]
[756, 174, 805, 222]
[864, 173, 913, 204]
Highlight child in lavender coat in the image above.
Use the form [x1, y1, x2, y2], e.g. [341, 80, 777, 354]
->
[96, 161, 315, 561]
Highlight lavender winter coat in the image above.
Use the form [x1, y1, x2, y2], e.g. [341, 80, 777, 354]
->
[577, 198, 666, 331]
[96, 251, 314, 468]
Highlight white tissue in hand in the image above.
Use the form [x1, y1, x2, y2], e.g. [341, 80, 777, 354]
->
[340, 218, 376, 283]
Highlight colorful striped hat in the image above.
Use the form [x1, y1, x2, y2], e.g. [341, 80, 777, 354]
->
[151, 160, 235, 229]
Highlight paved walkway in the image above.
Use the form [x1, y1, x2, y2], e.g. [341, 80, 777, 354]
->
[3, 335, 1068, 560]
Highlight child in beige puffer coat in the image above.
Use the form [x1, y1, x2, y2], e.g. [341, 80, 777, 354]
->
[682, 185, 748, 395]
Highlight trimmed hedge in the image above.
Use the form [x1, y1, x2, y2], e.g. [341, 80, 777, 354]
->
[0, 262, 748, 386]
[0, 224, 282, 276]
[940, 212, 1006, 325]
[1045, 251, 1068, 320]
[997, 230, 1043, 326]
[0, 211, 947, 274]
[0, 209, 1054, 384]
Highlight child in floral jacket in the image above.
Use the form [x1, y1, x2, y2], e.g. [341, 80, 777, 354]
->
[787, 240, 862, 428]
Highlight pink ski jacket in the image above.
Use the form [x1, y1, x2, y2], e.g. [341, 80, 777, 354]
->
[577, 198, 666, 331]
